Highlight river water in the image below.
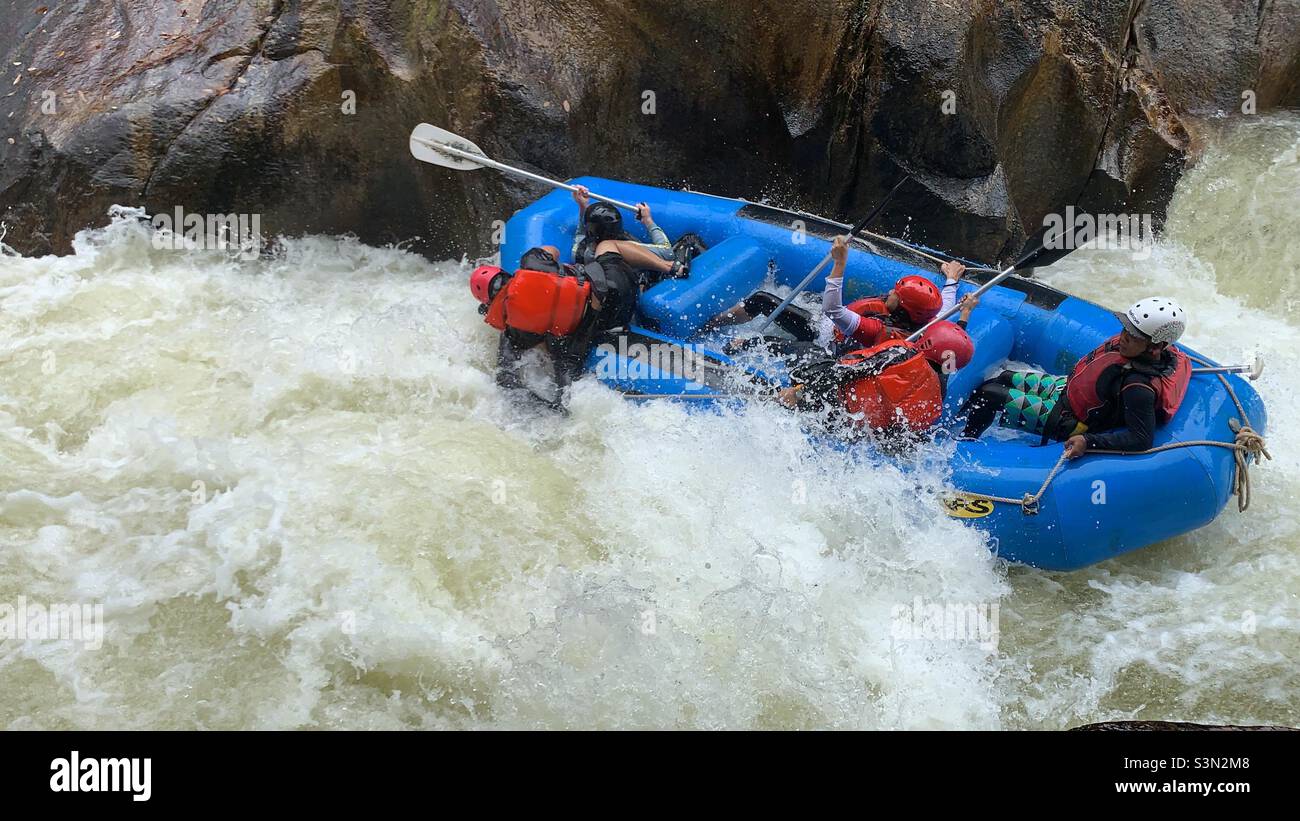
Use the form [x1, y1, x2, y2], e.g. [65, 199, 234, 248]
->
[1, 114, 1296, 729]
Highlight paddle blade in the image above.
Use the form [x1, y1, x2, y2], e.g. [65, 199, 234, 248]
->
[409, 123, 487, 171]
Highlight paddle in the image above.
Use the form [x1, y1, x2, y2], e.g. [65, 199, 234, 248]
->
[1192, 355, 1265, 381]
[753, 175, 912, 335]
[409, 123, 640, 213]
[905, 227, 1078, 343]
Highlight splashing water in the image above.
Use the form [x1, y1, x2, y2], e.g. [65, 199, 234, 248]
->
[1, 115, 1297, 729]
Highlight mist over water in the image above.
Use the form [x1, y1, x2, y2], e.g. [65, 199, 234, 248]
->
[1, 115, 1297, 729]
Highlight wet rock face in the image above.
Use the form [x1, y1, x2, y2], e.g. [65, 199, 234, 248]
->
[1135, 0, 1300, 119]
[1, 0, 1296, 262]
[0, 0, 502, 258]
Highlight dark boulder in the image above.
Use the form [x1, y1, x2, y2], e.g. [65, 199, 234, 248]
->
[1, 0, 1296, 263]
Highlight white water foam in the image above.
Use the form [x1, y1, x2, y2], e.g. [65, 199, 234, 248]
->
[1, 114, 1297, 729]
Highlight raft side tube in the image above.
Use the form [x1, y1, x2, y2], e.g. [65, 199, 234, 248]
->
[640, 237, 770, 337]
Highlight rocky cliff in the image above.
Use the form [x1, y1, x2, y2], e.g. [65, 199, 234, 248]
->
[2, 0, 1296, 262]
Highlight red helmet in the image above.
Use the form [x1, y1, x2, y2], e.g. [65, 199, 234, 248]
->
[469, 265, 505, 304]
[916, 321, 974, 371]
[893, 275, 942, 323]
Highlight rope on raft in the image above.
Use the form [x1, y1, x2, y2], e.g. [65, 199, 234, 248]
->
[957, 352, 1271, 515]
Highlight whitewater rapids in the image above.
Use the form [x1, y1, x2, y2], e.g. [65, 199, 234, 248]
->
[1, 115, 1296, 729]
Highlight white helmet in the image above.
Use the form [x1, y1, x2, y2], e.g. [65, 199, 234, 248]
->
[1122, 297, 1186, 345]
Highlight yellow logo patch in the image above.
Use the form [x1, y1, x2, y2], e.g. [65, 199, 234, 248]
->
[942, 495, 995, 519]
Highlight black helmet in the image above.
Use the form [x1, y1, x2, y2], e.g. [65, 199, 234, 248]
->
[583, 201, 623, 241]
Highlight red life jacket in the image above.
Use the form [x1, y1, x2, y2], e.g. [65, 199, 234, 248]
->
[1065, 335, 1192, 425]
[837, 339, 943, 432]
[833, 297, 907, 345]
[483, 268, 592, 336]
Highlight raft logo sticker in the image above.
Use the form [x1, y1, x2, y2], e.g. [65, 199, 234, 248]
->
[594, 338, 708, 389]
[0, 597, 103, 650]
[941, 494, 994, 518]
[1042, 205, 1153, 260]
[891, 596, 1000, 652]
[150, 206, 263, 261]
[50, 751, 151, 802]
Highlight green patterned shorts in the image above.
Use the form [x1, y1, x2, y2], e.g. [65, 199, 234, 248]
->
[1001, 372, 1068, 436]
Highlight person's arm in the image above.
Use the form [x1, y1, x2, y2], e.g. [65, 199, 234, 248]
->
[939, 260, 966, 314]
[823, 276, 885, 345]
[636, 203, 671, 249]
[573, 185, 590, 223]
[956, 294, 979, 326]
[822, 236, 863, 338]
[572, 185, 591, 258]
[1066, 378, 1158, 456]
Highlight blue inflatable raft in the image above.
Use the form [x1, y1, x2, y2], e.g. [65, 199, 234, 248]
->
[498, 177, 1268, 570]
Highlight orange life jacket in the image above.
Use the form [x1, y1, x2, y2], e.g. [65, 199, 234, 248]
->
[483, 268, 592, 337]
[833, 297, 907, 345]
[1065, 335, 1192, 424]
[837, 339, 943, 432]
